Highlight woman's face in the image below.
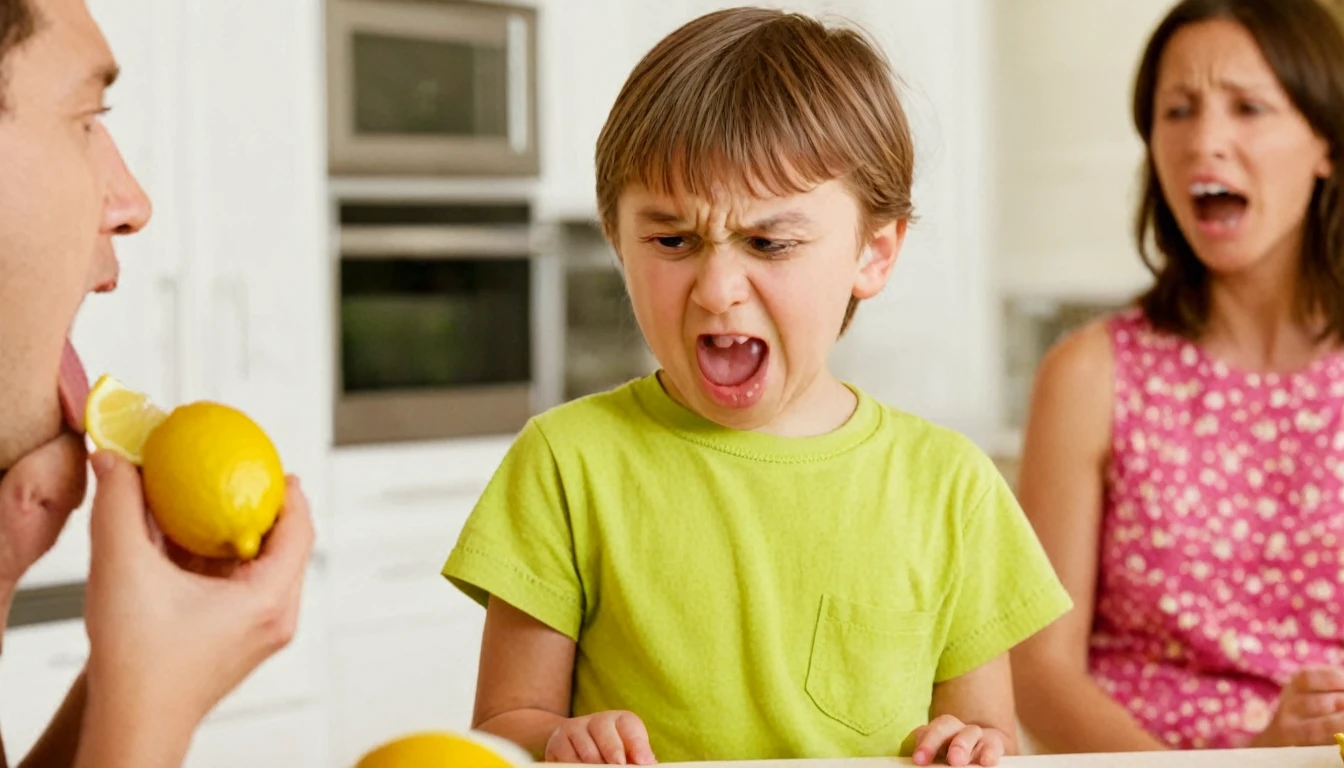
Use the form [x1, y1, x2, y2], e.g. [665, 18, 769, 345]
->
[1150, 19, 1333, 277]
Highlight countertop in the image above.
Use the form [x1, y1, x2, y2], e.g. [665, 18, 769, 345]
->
[547, 747, 1339, 767]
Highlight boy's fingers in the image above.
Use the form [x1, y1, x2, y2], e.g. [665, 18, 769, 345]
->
[570, 727, 603, 764]
[948, 725, 982, 767]
[913, 716, 963, 764]
[615, 712, 656, 765]
[591, 716, 628, 764]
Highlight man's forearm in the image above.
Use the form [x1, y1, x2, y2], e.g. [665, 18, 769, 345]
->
[17, 672, 87, 768]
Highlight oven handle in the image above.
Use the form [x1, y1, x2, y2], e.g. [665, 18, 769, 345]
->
[338, 224, 534, 259]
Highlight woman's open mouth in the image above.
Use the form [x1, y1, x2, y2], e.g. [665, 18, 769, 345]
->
[1191, 180, 1249, 239]
[695, 334, 769, 409]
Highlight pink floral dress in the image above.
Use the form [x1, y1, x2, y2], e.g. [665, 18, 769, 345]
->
[1090, 309, 1344, 749]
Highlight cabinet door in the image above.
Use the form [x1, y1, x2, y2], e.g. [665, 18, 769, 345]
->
[330, 611, 486, 768]
[179, 0, 330, 505]
[186, 704, 329, 768]
[0, 621, 88, 760]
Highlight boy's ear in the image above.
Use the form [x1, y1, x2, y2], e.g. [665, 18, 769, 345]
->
[853, 219, 906, 300]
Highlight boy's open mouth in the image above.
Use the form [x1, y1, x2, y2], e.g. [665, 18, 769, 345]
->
[696, 334, 769, 408]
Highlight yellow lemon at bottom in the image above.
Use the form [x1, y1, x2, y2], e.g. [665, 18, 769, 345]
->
[141, 401, 285, 560]
[355, 731, 530, 768]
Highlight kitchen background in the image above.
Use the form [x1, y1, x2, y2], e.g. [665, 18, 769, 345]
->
[1, 0, 1175, 765]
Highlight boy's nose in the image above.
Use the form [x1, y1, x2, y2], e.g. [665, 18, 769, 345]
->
[691, 248, 751, 314]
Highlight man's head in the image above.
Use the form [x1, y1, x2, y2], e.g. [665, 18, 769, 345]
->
[0, 0, 151, 469]
[594, 8, 913, 431]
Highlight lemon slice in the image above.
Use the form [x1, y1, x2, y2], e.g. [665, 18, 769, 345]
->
[85, 375, 169, 465]
[1334, 732, 1344, 760]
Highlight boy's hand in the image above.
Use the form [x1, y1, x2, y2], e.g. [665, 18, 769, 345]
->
[909, 715, 1008, 766]
[544, 710, 657, 765]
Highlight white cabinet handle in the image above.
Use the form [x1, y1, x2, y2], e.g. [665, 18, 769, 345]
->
[159, 276, 181, 403]
[213, 278, 250, 382]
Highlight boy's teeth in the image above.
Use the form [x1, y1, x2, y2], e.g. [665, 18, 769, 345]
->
[1191, 181, 1230, 197]
[710, 335, 751, 348]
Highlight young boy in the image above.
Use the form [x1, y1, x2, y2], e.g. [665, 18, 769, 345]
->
[443, 8, 1071, 766]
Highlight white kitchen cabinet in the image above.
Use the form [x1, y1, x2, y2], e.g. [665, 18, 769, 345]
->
[0, 620, 86, 760]
[991, 0, 1174, 300]
[326, 437, 509, 763]
[330, 613, 486, 768]
[186, 703, 329, 768]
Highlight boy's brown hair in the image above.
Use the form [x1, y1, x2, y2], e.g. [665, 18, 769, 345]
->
[594, 7, 915, 332]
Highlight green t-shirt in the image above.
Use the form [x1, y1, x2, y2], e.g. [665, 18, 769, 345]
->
[444, 374, 1070, 762]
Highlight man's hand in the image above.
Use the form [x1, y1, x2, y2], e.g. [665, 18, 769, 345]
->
[0, 433, 87, 602]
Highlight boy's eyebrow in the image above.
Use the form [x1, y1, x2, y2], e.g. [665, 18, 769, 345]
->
[747, 211, 812, 231]
[633, 209, 813, 230]
[634, 208, 685, 226]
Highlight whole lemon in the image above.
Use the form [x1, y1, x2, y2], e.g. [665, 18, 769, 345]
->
[355, 731, 529, 768]
[141, 402, 285, 560]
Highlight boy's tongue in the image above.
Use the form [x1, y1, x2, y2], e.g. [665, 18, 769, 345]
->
[698, 335, 766, 387]
[58, 339, 90, 434]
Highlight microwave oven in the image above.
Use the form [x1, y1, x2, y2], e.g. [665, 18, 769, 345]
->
[326, 0, 539, 177]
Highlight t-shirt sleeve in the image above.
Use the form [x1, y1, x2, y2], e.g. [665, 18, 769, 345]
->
[442, 418, 584, 640]
[935, 468, 1073, 682]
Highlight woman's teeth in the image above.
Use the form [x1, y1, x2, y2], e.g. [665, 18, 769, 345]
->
[1191, 181, 1231, 197]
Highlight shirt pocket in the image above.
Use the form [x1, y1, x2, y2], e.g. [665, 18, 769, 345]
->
[804, 593, 936, 736]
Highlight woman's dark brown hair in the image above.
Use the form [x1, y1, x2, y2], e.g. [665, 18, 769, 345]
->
[1133, 0, 1344, 339]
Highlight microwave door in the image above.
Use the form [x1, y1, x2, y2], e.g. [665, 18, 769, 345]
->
[327, 0, 537, 176]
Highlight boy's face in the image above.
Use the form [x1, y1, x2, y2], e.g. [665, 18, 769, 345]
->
[0, 0, 151, 468]
[616, 179, 903, 433]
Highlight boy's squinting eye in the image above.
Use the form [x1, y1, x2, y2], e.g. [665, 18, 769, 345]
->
[748, 237, 797, 257]
[643, 234, 698, 253]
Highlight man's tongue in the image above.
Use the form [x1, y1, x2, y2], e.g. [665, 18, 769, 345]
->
[58, 339, 89, 434]
[698, 335, 765, 387]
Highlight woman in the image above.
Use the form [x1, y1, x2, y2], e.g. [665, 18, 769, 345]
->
[1012, 0, 1344, 753]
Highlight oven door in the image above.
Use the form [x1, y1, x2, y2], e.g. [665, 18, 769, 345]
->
[326, 0, 538, 176]
[335, 223, 535, 445]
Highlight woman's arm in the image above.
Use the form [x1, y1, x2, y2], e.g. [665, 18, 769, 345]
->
[1009, 322, 1167, 754]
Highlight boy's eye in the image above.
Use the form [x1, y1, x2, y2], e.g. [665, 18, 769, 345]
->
[654, 236, 687, 249]
[749, 237, 794, 256]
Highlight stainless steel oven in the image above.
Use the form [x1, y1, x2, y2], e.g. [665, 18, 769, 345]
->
[334, 201, 559, 445]
[326, 0, 539, 176]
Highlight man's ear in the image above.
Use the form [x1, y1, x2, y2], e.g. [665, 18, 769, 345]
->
[853, 218, 906, 300]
